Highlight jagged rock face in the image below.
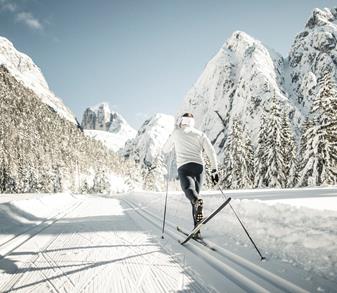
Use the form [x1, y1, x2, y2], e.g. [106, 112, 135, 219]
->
[81, 103, 134, 133]
[288, 8, 337, 118]
[180, 8, 337, 156]
[0, 36, 76, 123]
[81, 103, 137, 152]
[123, 114, 175, 167]
[81, 103, 111, 131]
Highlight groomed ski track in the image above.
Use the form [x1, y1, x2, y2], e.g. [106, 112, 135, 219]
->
[0, 193, 332, 292]
[123, 198, 309, 293]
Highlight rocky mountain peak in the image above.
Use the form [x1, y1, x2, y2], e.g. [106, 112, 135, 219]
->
[81, 102, 134, 134]
[81, 102, 136, 152]
[305, 8, 337, 29]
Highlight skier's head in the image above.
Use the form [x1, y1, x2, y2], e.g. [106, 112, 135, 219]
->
[179, 113, 195, 128]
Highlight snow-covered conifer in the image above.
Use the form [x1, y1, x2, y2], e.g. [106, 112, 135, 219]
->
[255, 96, 296, 188]
[298, 72, 337, 186]
[222, 117, 254, 189]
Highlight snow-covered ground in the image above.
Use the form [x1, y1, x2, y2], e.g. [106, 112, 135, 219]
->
[123, 186, 337, 292]
[0, 187, 336, 292]
[0, 193, 216, 292]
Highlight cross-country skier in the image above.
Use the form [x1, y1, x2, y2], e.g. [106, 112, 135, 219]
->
[163, 113, 219, 239]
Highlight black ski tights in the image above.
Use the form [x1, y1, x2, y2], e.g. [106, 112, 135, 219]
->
[178, 162, 203, 226]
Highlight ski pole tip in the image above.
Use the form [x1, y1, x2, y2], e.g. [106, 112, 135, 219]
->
[161, 235, 164, 239]
[260, 256, 267, 262]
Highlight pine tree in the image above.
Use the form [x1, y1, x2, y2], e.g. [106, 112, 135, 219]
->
[281, 111, 297, 187]
[142, 156, 166, 191]
[222, 118, 254, 189]
[203, 154, 214, 190]
[298, 72, 337, 186]
[92, 169, 110, 193]
[254, 111, 269, 188]
[255, 96, 296, 188]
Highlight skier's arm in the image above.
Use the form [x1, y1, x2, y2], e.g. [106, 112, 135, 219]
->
[162, 133, 174, 154]
[202, 134, 218, 170]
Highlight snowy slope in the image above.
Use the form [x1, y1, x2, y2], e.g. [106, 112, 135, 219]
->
[180, 8, 337, 153]
[0, 36, 76, 124]
[82, 103, 136, 151]
[123, 113, 175, 167]
[84, 129, 134, 152]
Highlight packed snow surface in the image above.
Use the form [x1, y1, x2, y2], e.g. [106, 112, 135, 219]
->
[0, 194, 215, 292]
[0, 187, 336, 292]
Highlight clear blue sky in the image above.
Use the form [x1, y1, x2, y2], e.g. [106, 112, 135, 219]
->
[0, 0, 335, 128]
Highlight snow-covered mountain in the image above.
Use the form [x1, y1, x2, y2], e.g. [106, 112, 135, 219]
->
[179, 7, 337, 154]
[0, 36, 76, 124]
[123, 113, 175, 167]
[81, 103, 136, 152]
[179, 30, 292, 150]
[288, 7, 337, 118]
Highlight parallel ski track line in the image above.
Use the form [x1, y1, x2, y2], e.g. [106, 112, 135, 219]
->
[121, 201, 215, 293]
[122, 198, 309, 293]
[0, 195, 80, 249]
[0, 199, 84, 293]
[0, 199, 83, 260]
[75, 200, 184, 293]
[40, 247, 76, 288]
[29, 260, 60, 293]
[120, 209, 205, 293]
[0, 230, 70, 293]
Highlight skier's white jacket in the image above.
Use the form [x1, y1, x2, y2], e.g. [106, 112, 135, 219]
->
[163, 126, 218, 170]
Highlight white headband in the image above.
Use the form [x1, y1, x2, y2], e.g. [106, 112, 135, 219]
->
[180, 116, 195, 127]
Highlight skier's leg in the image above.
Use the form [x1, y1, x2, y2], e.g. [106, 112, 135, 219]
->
[178, 169, 198, 203]
[194, 166, 204, 227]
[178, 167, 199, 226]
[195, 169, 204, 194]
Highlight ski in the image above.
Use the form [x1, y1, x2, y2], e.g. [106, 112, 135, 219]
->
[177, 226, 216, 251]
[179, 197, 231, 245]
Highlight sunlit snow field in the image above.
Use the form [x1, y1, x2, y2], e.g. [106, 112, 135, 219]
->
[0, 186, 336, 292]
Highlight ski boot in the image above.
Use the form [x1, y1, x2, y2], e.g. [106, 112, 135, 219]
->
[194, 198, 204, 224]
[192, 230, 202, 240]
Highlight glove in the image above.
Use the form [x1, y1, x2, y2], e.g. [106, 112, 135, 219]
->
[211, 169, 219, 186]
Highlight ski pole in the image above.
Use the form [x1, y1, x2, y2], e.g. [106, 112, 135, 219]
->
[218, 186, 266, 261]
[161, 156, 171, 239]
